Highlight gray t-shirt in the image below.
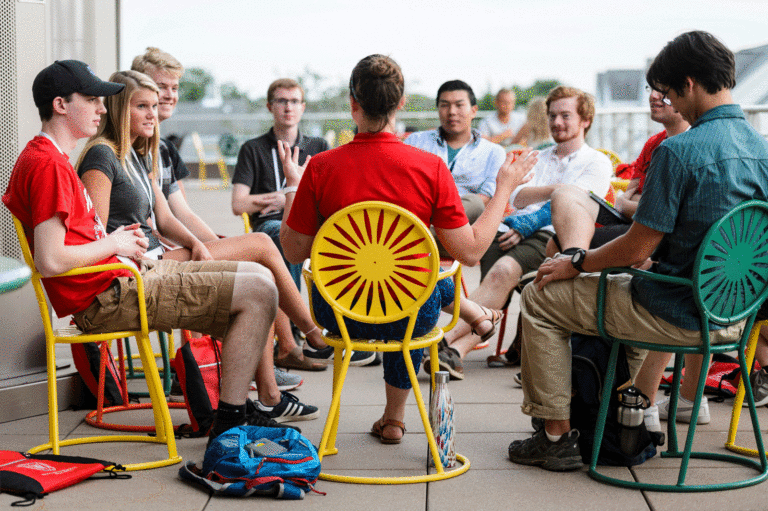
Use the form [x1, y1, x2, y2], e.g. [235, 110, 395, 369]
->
[77, 144, 160, 250]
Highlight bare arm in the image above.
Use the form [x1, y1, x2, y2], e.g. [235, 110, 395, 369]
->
[33, 215, 147, 277]
[483, 130, 516, 145]
[513, 185, 562, 209]
[281, 224, 314, 264]
[151, 180, 212, 260]
[534, 221, 664, 288]
[167, 190, 219, 243]
[614, 178, 641, 218]
[231, 183, 285, 216]
[509, 121, 530, 146]
[435, 150, 538, 266]
[80, 169, 113, 228]
[277, 143, 314, 264]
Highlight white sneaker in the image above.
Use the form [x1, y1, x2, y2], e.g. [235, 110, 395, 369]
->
[657, 395, 710, 425]
[643, 405, 661, 432]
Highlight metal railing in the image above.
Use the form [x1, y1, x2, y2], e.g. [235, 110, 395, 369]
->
[163, 105, 768, 165]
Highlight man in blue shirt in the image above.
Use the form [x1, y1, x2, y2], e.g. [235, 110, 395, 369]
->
[508, 30, 768, 471]
[405, 80, 506, 223]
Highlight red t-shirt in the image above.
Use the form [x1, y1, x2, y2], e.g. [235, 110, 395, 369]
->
[287, 132, 468, 236]
[2, 136, 130, 316]
[614, 130, 667, 194]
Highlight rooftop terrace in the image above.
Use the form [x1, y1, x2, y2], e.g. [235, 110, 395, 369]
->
[2, 180, 767, 510]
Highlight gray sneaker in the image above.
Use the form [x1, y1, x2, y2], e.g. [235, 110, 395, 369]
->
[424, 344, 464, 380]
[508, 429, 584, 471]
[744, 368, 768, 408]
[273, 367, 303, 391]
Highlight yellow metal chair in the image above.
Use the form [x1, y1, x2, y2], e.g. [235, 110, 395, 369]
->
[12, 216, 181, 471]
[725, 319, 768, 457]
[597, 148, 622, 172]
[242, 212, 251, 233]
[303, 201, 470, 484]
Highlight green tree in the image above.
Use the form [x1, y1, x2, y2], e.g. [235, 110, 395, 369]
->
[179, 67, 214, 102]
[220, 81, 249, 100]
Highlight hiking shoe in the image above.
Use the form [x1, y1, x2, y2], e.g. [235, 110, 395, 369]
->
[303, 344, 376, 366]
[508, 429, 584, 471]
[257, 391, 320, 423]
[272, 367, 303, 391]
[643, 404, 662, 432]
[513, 372, 522, 387]
[424, 345, 464, 380]
[657, 395, 710, 425]
[744, 368, 768, 408]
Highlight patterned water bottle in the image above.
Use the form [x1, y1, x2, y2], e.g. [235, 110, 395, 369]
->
[429, 370, 456, 468]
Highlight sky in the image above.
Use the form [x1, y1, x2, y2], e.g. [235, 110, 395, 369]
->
[120, 0, 768, 102]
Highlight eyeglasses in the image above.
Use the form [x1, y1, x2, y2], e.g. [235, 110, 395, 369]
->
[271, 98, 302, 106]
[645, 85, 672, 106]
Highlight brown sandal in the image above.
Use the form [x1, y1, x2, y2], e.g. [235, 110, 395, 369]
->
[274, 346, 327, 372]
[470, 306, 504, 342]
[370, 418, 406, 444]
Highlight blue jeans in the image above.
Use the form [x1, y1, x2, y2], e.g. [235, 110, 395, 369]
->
[312, 278, 455, 389]
[254, 219, 302, 290]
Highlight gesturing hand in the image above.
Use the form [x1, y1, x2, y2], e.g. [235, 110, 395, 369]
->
[277, 140, 311, 187]
[497, 148, 537, 193]
[111, 223, 148, 259]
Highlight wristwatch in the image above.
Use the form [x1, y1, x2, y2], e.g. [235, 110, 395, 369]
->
[570, 248, 587, 273]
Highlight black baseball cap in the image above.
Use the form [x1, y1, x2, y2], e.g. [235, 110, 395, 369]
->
[32, 60, 125, 108]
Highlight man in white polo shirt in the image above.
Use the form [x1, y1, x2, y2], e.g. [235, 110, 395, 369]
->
[431, 85, 612, 379]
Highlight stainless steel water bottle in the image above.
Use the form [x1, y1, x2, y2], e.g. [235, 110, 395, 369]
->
[617, 385, 645, 455]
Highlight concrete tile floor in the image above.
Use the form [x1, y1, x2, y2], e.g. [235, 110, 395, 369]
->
[2, 180, 767, 510]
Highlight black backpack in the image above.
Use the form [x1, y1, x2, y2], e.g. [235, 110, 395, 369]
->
[570, 334, 664, 466]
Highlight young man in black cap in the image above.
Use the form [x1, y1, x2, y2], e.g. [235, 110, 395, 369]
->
[2, 60, 289, 446]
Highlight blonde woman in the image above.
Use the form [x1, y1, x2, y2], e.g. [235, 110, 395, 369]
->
[511, 97, 553, 150]
[77, 70, 327, 424]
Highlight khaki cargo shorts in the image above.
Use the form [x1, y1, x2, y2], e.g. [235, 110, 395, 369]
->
[73, 259, 238, 339]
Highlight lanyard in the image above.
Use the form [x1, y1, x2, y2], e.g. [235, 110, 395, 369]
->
[126, 148, 156, 228]
[271, 147, 287, 191]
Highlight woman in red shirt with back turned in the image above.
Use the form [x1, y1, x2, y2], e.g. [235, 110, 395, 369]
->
[279, 54, 537, 443]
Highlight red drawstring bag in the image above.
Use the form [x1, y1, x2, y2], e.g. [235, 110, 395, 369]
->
[0, 451, 129, 506]
[172, 333, 222, 437]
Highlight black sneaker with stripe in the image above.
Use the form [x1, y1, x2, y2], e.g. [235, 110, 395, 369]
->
[256, 391, 320, 423]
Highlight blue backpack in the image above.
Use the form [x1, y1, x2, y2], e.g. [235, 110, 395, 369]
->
[179, 426, 322, 500]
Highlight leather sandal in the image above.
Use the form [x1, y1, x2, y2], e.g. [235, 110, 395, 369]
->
[470, 306, 504, 343]
[274, 346, 327, 372]
[370, 418, 406, 444]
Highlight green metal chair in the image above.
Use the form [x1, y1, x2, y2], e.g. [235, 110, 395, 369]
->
[589, 200, 768, 492]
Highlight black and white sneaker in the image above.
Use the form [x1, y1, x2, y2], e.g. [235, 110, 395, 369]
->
[207, 402, 300, 449]
[508, 429, 584, 471]
[257, 391, 320, 423]
[303, 344, 376, 366]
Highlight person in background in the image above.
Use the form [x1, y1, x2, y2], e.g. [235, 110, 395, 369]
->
[478, 89, 526, 147]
